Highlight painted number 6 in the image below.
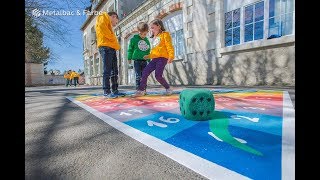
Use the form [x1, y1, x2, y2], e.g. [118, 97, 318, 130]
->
[159, 116, 180, 123]
[147, 116, 180, 128]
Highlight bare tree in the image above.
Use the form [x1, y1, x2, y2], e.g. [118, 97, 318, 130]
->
[25, 0, 90, 65]
[25, 0, 89, 45]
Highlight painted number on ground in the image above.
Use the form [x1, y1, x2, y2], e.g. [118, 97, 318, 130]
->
[147, 116, 180, 128]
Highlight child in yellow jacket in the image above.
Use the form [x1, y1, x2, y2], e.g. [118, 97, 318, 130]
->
[134, 19, 174, 96]
[70, 71, 80, 87]
[95, 11, 125, 97]
[64, 71, 71, 87]
[70, 71, 79, 87]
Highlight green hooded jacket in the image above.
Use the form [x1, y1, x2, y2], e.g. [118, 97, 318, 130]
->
[127, 34, 151, 61]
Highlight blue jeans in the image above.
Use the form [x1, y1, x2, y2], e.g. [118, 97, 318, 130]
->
[134, 60, 147, 90]
[99, 46, 118, 93]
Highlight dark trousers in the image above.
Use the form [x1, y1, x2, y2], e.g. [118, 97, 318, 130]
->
[138, 57, 170, 91]
[134, 60, 147, 90]
[65, 79, 70, 86]
[73, 77, 79, 86]
[99, 46, 119, 94]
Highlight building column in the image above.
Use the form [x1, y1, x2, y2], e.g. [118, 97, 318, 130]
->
[215, 0, 224, 58]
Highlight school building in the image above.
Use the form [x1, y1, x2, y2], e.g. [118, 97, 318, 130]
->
[81, 0, 295, 86]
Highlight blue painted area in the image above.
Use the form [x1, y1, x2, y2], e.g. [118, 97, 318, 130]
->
[71, 89, 285, 179]
[125, 112, 199, 140]
[219, 110, 283, 136]
[165, 121, 282, 180]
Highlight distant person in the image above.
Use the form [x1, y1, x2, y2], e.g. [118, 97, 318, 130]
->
[71, 71, 80, 86]
[127, 22, 151, 91]
[134, 19, 174, 96]
[63, 71, 71, 87]
[95, 11, 125, 98]
[68, 70, 73, 85]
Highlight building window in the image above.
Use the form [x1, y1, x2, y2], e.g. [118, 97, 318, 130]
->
[83, 34, 87, 50]
[91, 26, 96, 44]
[87, 60, 90, 75]
[225, 8, 240, 46]
[268, 0, 294, 38]
[163, 11, 185, 57]
[95, 58, 99, 76]
[99, 58, 103, 76]
[90, 58, 93, 76]
[84, 60, 89, 76]
[244, 1, 264, 42]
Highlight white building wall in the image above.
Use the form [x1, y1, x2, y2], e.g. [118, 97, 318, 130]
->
[82, 0, 295, 86]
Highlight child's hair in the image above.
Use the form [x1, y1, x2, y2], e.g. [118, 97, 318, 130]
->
[108, 11, 119, 19]
[137, 22, 149, 32]
[150, 19, 166, 38]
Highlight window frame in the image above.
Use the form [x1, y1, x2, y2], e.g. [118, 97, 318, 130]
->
[223, 0, 294, 48]
[83, 33, 87, 50]
[95, 57, 100, 76]
[162, 10, 186, 60]
[244, 1, 265, 43]
[224, 8, 241, 47]
[90, 57, 94, 77]
[268, 0, 295, 38]
[91, 26, 97, 45]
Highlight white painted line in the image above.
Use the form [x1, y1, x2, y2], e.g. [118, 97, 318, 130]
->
[208, 132, 247, 144]
[282, 92, 295, 180]
[234, 137, 247, 144]
[208, 132, 223, 142]
[66, 97, 250, 180]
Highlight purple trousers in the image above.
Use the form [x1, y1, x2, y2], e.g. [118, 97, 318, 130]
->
[138, 57, 170, 91]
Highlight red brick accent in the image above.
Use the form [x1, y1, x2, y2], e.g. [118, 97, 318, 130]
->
[155, 2, 183, 19]
[169, 2, 183, 12]
[155, 9, 168, 19]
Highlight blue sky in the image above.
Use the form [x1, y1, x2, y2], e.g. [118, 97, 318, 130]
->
[43, 2, 88, 73]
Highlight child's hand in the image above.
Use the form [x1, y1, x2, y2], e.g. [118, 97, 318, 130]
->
[143, 55, 150, 59]
[128, 60, 132, 64]
[168, 58, 173, 63]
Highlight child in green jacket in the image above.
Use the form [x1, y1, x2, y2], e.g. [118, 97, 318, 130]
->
[127, 22, 151, 90]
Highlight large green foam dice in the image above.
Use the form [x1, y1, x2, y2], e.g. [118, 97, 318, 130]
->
[179, 89, 215, 121]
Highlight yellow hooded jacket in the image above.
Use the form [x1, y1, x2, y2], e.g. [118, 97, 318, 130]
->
[64, 73, 70, 79]
[149, 32, 174, 60]
[70, 71, 80, 79]
[95, 12, 120, 50]
[74, 72, 80, 78]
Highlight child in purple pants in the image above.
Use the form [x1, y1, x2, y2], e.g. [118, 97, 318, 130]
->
[134, 19, 175, 96]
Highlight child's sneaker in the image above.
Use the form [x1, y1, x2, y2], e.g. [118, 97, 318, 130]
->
[165, 88, 173, 95]
[104, 93, 118, 98]
[134, 90, 146, 97]
[104, 90, 111, 95]
[113, 90, 126, 97]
